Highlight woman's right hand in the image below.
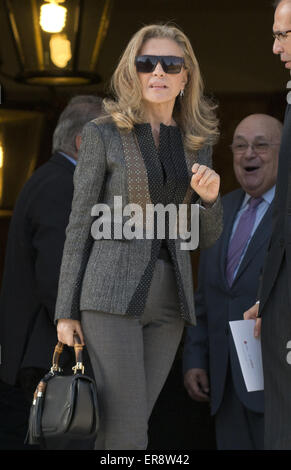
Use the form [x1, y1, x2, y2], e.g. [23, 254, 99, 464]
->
[57, 319, 85, 346]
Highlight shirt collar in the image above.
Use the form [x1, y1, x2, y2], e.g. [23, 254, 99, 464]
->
[58, 151, 77, 166]
[242, 185, 276, 208]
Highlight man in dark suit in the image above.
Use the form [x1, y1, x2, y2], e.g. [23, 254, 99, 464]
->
[0, 95, 103, 449]
[244, 0, 291, 450]
[183, 113, 282, 449]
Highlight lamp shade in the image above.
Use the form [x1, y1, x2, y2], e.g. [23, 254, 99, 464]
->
[1, 0, 113, 86]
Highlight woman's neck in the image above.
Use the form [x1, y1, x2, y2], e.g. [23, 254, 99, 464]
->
[143, 102, 176, 147]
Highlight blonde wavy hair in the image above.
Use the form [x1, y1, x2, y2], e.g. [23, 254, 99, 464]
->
[104, 24, 219, 150]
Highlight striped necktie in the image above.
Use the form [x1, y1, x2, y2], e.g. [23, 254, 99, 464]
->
[226, 197, 263, 286]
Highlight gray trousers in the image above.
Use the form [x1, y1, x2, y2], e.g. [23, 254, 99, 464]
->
[81, 258, 184, 450]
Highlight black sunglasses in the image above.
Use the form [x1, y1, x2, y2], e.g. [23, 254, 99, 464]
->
[135, 55, 185, 74]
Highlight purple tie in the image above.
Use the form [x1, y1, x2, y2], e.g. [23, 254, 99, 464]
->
[226, 197, 263, 286]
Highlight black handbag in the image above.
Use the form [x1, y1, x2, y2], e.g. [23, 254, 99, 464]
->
[26, 335, 99, 446]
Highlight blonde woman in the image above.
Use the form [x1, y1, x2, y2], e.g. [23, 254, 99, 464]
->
[55, 24, 223, 450]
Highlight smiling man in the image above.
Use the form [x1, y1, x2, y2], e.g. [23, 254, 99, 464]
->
[183, 113, 282, 450]
[232, 114, 281, 199]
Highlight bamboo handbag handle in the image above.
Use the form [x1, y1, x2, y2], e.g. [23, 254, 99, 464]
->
[72, 334, 85, 374]
[50, 334, 85, 374]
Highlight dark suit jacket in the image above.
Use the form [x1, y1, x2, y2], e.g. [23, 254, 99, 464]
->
[259, 105, 291, 313]
[0, 153, 75, 385]
[183, 188, 273, 415]
[257, 105, 291, 450]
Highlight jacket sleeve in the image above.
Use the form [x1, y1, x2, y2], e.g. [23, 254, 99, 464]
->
[197, 145, 223, 249]
[183, 251, 209, 373]
[54, 122, 107, 322]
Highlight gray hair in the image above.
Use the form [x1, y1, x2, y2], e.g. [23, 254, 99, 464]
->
[52, 95, 104, 156]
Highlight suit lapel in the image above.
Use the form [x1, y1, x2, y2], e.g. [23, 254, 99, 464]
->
[233, 201, 273, 286]
[220, 189, 245, 287]
[119, 129, 152, 218]
[120, 127, 201, 211]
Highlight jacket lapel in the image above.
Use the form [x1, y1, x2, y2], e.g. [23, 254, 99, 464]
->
[119, 129, 152, 217]
[120, 128, 199, 209]
[233, 201, 273, 285]
[220, 189, 245, 287]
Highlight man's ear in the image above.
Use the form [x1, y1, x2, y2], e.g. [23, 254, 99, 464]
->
[75, 134, 82, 151]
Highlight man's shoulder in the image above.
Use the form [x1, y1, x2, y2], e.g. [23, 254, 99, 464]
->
[222, 188, 244, 207]
[14, 155, 73, 208]
[24, 156, 72, 188]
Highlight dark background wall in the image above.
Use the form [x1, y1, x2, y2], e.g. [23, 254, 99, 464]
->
[0, 0, 288, 449]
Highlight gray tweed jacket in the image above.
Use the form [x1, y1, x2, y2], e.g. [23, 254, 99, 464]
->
[54, 116, 223, 326]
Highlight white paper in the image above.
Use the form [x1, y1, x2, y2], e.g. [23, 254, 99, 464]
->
[229, 319, 264, 392]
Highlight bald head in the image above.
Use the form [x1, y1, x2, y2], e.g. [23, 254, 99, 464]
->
[231, 114, 282, 197]
[234, 114, 283, 142]
[274, 0, 291, 9]
[274, 0, 291, 23]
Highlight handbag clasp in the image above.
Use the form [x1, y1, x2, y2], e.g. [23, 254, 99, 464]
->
[72, 362, 85, 374]
[50, 364, 62, 374]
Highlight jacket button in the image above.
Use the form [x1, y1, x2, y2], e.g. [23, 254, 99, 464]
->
[279, 238, 285, 247]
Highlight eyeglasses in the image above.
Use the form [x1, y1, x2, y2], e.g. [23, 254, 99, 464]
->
[230, 142, 280, 154]
[135, 55, 185, 74]
[272, 30, 291, 42]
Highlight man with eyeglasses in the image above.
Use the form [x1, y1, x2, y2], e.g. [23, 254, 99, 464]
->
[244, 0, 291, 450]
[183, 114, 282, 450]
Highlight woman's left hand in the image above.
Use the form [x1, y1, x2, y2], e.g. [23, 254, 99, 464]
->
[190, 163, 220, 205]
